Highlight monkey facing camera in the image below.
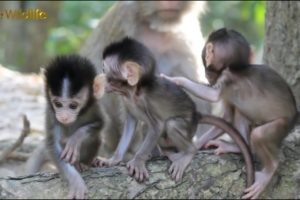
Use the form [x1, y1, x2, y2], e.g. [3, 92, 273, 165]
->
[43, 54, 105, 199]
[94, 37, 254, 188]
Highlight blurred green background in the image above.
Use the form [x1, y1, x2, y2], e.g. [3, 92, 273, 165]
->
[0, 1, 265, 72]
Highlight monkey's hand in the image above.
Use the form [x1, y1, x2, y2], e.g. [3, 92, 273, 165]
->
[126, 158, 149, 182]
[160, 74, 186, 86]
[67, 174, 88, 199]
[61, 134, 83, 165]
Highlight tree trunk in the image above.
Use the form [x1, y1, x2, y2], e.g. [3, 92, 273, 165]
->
[1, 1, 60, 73]
[0, 127, 299, 199]
[263, 1, 300, 108]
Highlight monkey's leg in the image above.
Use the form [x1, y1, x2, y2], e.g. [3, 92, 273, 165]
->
[242, 117, 289, 199]
[205, 109, 251, 155]
[25, 142, 49, 174]
[78, 133, 101, 171]
[98, 113, 137, 167]
[165, 118, 197, 182]
[194, 103, 234, 150]
[126, 124, 160, 182]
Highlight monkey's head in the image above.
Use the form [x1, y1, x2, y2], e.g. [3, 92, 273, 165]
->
[95, 37, 155, 97]
[202, 28, 251, 85]
[45, 55, 97, 125]
[137, 1, 204, 30]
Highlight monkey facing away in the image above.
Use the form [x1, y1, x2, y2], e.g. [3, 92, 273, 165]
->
[94, 37, 254, 187]
[161, 28, 298, 199]
[44, 55, 104, 199]
[80, 1, 211, 160]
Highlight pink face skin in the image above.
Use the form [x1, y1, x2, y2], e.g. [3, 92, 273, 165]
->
[49, 87, 88, 125]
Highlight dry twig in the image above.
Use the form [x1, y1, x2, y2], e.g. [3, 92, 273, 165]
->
[0, 115, 31, 163]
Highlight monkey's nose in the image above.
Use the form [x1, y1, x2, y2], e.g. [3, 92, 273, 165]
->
[59, 116, 70, 124]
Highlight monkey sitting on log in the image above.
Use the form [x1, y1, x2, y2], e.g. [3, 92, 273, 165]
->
[44, 55, 104, 199]
[80, 1, 211, 160]
[94, 37, 254, 188]
[161, 28, 298, 199]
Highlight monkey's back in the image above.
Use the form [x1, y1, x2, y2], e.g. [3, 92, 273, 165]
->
[225, 65, 297, 125]
[144, 76, 197, 122]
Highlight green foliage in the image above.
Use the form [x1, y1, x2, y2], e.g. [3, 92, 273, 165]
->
[200, 1, 266, 51]
[45, 1, 265, 57]
[45, 1, 115, 56]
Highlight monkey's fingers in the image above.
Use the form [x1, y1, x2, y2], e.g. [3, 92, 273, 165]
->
[126, 163, 135, 176]
[64, 147, 74, 163]
[204, 140, 220, 149]
[70, 148, 80, 165]
[242, 182, 260, 199]
[60, 145, 70, 160]
[91, 157, 107, 167]
[169, 163, 182, 182]
[68, 179, 88, 199]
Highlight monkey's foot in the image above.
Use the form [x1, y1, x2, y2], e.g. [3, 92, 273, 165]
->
[74, 163, 89, 172]
[205, 139, 241, 155]
[167, 152, 194, 182]
[126, 158, 149, 182]
[93, 156, 122, 167]
[242, 170, 274, 199]
[91, 157, 107, 167]
[68, 175, 87, 199]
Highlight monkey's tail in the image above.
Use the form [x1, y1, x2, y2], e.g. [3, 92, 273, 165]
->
[198, 114, 255, 188]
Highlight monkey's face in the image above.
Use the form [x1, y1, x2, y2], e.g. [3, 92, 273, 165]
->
[138, 1, 201, 25]
[49, 88, 89, 125]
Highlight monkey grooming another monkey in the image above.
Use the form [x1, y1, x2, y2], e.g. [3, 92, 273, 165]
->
[80, 1, 211, 160]
[161, 28, 298, 199]
[44, 55, 104, 199]
[94, 37, 254, 186]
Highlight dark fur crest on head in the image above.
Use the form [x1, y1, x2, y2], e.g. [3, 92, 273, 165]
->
[45, 54, 97, 97]
[202, 28, 251, 71]
[103, 37, 156, 86]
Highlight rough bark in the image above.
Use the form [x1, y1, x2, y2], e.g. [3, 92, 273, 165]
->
[0, 126, 300, 199]
[263, 1, 300, 108]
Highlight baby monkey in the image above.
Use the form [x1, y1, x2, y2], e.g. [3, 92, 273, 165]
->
[94, 37, 254, 186]
[162, 28, 298, 199]
[45, 55, 104, 199]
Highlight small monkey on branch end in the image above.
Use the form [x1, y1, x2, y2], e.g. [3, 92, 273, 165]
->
[44, 54, 105, 199]
[161, 28, 298, 199]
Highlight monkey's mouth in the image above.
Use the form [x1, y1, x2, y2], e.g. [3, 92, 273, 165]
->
[58, 119, 75, 125]
[157, 10, 179, 19]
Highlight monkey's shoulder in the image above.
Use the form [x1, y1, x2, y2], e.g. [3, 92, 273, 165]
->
[153, 77, 193, 100]
[143, 77, 196, 111]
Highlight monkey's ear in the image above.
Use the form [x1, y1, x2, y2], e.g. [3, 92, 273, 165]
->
[123, 61, 140, 86]
[205, 43, 214, 66]
[93, 74, 106, 99]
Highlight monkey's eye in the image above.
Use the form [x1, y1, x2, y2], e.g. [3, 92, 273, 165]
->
[53, 101, 62, 108]
[69, 102, 78, 110]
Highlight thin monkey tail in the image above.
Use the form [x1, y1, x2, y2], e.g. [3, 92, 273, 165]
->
[197, 113, 255, 189]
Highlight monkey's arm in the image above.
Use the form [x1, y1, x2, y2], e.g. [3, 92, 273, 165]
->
[61, 122, 102, 164]
[160, 74, 221, 102]
[99, 112, 137, 167]
[194, 103, 234, 149]
[46, 124, 87, 199]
